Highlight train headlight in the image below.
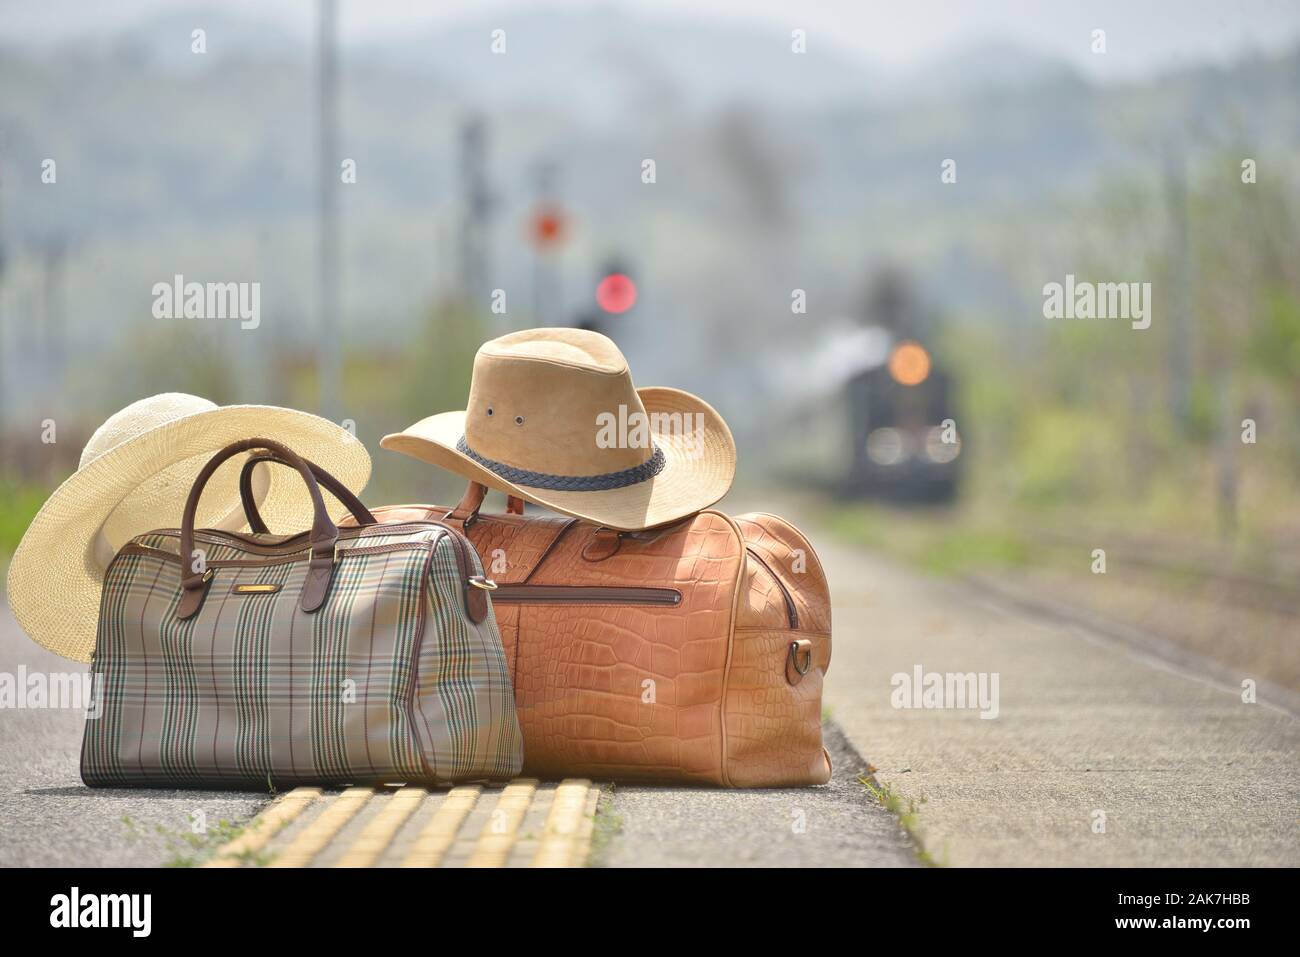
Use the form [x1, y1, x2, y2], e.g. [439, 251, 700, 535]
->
[924, 426, 961, 463]
[866, 428, 906, 465]
[888, 341, 931, 386]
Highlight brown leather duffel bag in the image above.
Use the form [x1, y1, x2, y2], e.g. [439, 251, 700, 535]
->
[329, 481, 833, 787]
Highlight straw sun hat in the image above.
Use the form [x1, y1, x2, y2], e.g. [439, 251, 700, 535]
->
[381, 327, 735, 530]
[7, 393, 371, 662]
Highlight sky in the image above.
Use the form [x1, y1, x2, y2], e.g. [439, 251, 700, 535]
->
[3, 0, 1300, 81]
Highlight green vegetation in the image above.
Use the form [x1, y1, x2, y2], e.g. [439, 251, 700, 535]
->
[586, 789, 624, 867]
[0, 480, 48, 561]
[835, 159, 1300, 582]
[831, 505, 1031, 576]
[859, 774, 940, 867]
[121, 812, 266, 868]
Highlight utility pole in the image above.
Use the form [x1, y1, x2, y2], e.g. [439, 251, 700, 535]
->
[0, 168, 7, 465]
[40, 239, 66, 387]
[458, 117, 493, 324]
[1164, 149, 1193, 434]
[317, 0, 342, 420]
[530, 159, 561, 327]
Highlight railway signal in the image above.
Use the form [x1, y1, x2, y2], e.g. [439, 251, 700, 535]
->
[528, 205, 567, 249]
[596, 270, 637, 314]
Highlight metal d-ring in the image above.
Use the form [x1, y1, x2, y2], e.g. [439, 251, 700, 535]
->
[468, 576, 498, 591]
[789, 641, 812, 676]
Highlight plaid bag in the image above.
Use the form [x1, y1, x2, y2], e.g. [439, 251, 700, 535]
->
[81, 439, 522, 788]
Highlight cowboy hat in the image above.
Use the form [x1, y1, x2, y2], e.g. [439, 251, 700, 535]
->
[6, 393, 371, 662]
[381, 327, 735, 530]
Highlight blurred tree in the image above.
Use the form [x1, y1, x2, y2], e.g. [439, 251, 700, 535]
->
[95, 321, 240, 408]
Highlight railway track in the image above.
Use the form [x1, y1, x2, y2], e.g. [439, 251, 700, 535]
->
[1029, 528, 1300, 616]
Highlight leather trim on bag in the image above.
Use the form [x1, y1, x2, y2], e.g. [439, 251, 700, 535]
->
[146, 521, 456, 552]
[712, 509, 748, 789]
[118, 540, 436, 568]
[344, 503, 575, 589]
[517, 518, 578, 582]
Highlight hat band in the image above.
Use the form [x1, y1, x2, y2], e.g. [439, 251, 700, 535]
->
[456, 436, 666, 491]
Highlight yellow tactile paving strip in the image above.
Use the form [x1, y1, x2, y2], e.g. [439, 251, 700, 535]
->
[202, 787, 321, 868]
[207, 779, 600, 868]
[332, 786, 427, 868]
[267, 786, 375, 868]
[467, 779, 537, 867]
[533, 779, 596, 867]
[400, 786, 481, 867]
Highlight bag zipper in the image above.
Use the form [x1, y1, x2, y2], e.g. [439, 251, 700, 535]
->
[490, 585, 682, 606]
[144, 522, 452, 554]
[117, 540, 435, 569]
[118, 521, 487, 623]
[119, 519, 482, 575]
[745, 546, 799, 629]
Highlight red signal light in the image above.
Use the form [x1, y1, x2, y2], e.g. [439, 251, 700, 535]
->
[596, 273, 637, 313]
[528, 206, 566, 248]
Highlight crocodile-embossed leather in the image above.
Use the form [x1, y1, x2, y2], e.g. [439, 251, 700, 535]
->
[727, 513, 832, 786]
[344, 504, 832, 786]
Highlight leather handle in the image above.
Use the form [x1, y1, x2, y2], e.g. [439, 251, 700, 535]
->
[177, 439, 339, 619]
[237, 453, 378, 532]
[445, 481, 525, 529]
[446, 482, 488, 525]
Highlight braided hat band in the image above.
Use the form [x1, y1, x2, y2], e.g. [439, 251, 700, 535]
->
[456, 435, 666, 491]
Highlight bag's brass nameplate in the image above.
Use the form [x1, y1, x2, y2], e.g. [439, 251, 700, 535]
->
[234, 583, 282, 595]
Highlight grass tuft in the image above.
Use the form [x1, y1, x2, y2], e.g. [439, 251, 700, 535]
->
[859, 773, 943, 866]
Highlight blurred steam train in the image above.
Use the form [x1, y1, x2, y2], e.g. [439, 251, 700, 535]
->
[845, 337, 961, 503]
[775, 269, 963, 504]
[842, 269, 961, 502]
[843, 269, 962, 503]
